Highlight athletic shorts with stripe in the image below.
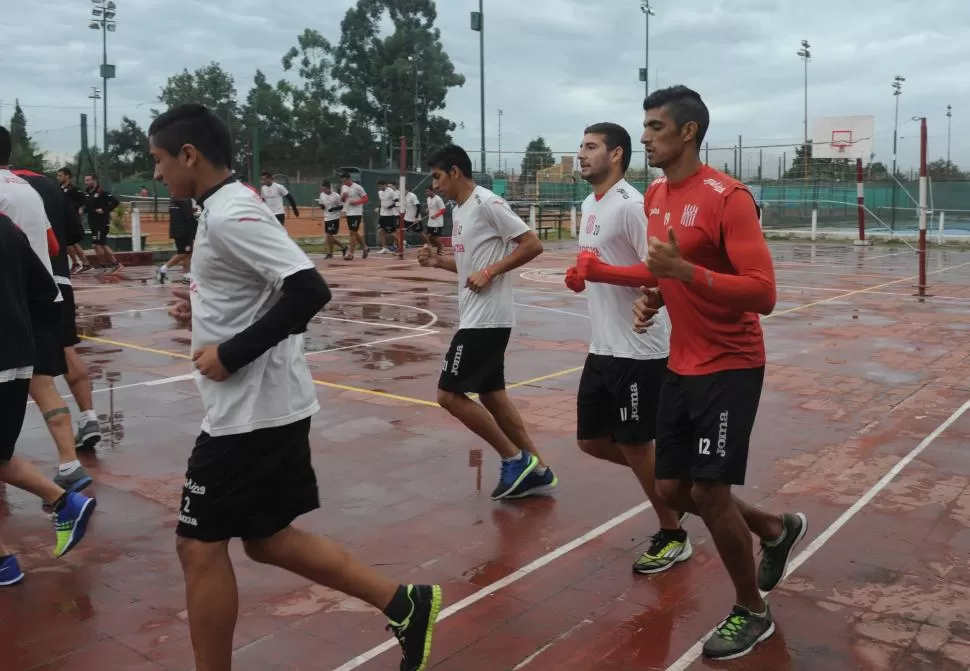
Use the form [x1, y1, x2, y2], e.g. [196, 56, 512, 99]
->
[577, 354, 667, 445]
[655, 366, 765, 486]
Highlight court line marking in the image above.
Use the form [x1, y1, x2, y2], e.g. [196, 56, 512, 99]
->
[304, 330, 439, 356]
[330, 502, 657, 671]
[665, 398, 970, 671]
[330, 260, 970, 670]
[28, 373, 197, 406]
[82, 305, 171, 319]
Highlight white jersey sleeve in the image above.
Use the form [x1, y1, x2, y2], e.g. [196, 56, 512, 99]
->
[481, 194, 530, 242]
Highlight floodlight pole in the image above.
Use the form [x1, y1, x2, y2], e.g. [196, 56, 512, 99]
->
[891, 75, 905, 232]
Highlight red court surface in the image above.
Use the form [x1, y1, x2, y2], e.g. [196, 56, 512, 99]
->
[3, 241, 970, 671]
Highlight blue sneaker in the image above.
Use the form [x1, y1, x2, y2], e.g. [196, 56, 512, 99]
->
[506, 466, 559, 499]
[490, 452, 539, 500]
[53, 492, 97, 558]
[0, 555, 24, 586]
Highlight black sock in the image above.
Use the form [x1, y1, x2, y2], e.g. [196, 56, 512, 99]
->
[51, 492, 68, 513]
[382, 585, 414, 624]
[662, 528, 688, 541]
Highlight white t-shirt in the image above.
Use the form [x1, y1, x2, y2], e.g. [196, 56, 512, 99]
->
[319, 191, 343, 222]
[579, 179, 669, 360]
[190, 179, 319, 437]
[403, 191, 420, 222]
[378, 187, 399, 216]
[451, 186, 530, 330]
[426, 195, 445, 228]
[0, 169, 62, 302]
[261, 182, 289, 215]
[341, 182, 367, 216]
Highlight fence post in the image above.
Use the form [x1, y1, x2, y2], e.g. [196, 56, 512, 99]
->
[570, 205, 577, 238]
[853, 157, 871, 246]
[810, 208, 818, 241]
[529, 203, 537, 232]
[130, 203, 142, 252]
[938, 211, 945, 245]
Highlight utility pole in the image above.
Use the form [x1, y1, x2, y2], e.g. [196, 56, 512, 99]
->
[891, 74, 905, 231]
[640, 0, 655, 175]
[946, 104, 952, 177]
[470, 2, 485, 174]
[89, 1, 117, 180]
[89, 87, 101, 173]
[497, 109, 503, 174]
[797, 40, 811, 179]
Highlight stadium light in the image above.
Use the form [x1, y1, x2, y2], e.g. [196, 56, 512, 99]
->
[890, 75, 904, 231]
[89, 0, 118, 176]
[640, 0, 655, 173]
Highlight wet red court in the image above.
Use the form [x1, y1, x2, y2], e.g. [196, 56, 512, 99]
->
[3, 241, 970, 671]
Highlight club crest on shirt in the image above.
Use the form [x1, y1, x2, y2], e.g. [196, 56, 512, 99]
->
[663, 212, 671, 228]
[680, 204, 700, 228]
[584, 214, 600, 236]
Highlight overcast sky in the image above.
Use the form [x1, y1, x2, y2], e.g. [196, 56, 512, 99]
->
[3, 0, 965, 178]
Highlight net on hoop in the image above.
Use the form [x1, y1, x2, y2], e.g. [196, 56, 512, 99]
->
[831, 130, 853, 154]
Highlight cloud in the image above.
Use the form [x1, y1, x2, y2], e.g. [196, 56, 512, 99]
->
[3, 0, 966, 176]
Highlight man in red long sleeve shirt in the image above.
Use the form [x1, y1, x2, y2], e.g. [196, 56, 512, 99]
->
[576, 86, 807, 661]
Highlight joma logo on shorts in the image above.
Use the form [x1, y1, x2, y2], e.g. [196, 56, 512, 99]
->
[716, 411, 728, 457]
[450, 344, 463, 375]
[629, 383, 640, 422]
[184, 479, 206, 495]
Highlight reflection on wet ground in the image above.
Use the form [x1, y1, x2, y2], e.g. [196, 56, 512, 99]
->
[3, 243, 970, 670]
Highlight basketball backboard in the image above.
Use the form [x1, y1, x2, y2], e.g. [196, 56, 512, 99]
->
[811, 115, 874, 160]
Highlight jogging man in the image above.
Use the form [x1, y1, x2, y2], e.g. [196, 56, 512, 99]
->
[577, 86, 807, 660]
[418, 144, 557, 500]
[157, 198, 197, 284]
[0, 213, 97, 578]
[340, 172, 368, 259]
[318, 181, 348, 259]
[377, 179, 400, 254]
[82, 173, 122, 273]
[55, 167, 91, 273]
[425, 186, 445, 255]
[0, 133, 95, 493]
[566, 122, 690, 574]
[402, 185, 421, 246]
[259, 171, 299, 226]
[149, 103, 440, 671]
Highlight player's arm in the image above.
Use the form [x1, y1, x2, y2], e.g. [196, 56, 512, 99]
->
[208, 215, 332, 374]
[8, 218, 61, 330]
[577, 253, 659, 288]
[481, 200, 543, 279]
[351, 187, 368, 207]
[668, 190, 776, 314]
[104, 191, 120, 212]
[282, 188, 299, 216]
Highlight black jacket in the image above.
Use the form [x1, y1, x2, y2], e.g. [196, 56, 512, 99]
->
[83, 186, 120, 227]
[0, 214, 62, 373]
[14, 169, 83, 282]
[168, 199, 198, 240]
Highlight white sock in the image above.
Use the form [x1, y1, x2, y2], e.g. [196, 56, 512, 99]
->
[160, 264, 168, 271]
[79, 410, 98, 424]
[534, 465, 548, 475]
[503, 451, 524, 462]
[58, 460, 81, 476]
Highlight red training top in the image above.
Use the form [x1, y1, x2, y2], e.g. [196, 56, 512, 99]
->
[580, 164, 775, 375]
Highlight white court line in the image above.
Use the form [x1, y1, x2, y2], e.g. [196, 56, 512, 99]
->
[665, 398, 970, 671]
[29, 373, 195, 406]
[330, 501, 655, 671]
[318, 315, 430, 332]
[514, 302, 590, 320]
[305, 330, 438, 356]
[81, 305, 170, 319]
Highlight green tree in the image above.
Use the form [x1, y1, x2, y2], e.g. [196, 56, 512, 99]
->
[928, 159, 964, 180]
[333, 0, 465, 168]
[105, 116, 151, 179]
[520, 137, 554, 183]
[7, 100, 46, 171]
[784, 143, 852, 181]
[241, 69, 296, 174]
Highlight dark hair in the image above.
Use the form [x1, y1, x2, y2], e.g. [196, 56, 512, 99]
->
[261, 171, 272, 179]
[321, 180, 331, 188]
[376, 178, 386, 186]
[643, 85, 710, 148]
[426, 144, 473, 179]
[86, 173, 99, 181]
[58, 167, 72, 177]
[339, 172, 351, 179]
[0, 126, 11, 165]
[148, 103, 233, 169]
[583, 122, 633, 173]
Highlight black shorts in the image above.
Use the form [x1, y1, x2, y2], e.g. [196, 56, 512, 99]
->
[173, 237, 194, 254]
[379, 215, 398, 233]
[176, 417, 320, 542]
[324, 219, 340, 235]
[577, 354, 667, 445]
[0, 378, 31, 462]
[438, 327, 511, 395]
[58, 283, 81, 348]
[346, 215, 362, 232]
[406, 220, 422, 233]
[655, 366, 765, 486]
[91, 224, 109, 246]
[427, 226, 443, 238]
[34, 318, 68, 377]
[275, 214, 286, 226]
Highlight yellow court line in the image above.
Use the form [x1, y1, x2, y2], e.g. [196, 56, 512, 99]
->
[78, 334, 582, 408]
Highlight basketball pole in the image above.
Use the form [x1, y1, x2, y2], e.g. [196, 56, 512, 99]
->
[917, 116, 928, 297]
[853, 157, 870, 246]
[398, 136, 407, 260]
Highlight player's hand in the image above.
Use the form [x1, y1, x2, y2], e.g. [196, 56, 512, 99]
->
[466, 269, 492, 293]
[293, 208, 300, 217]
[574, 251, 598, 280]
[169, 287, 192, 322]
[646, 227, 689, 279]
[417, 244, 438, 268]
[633, 286, 663, 332]
[192, 345, 230, 381]
[564, 266, 585, 292]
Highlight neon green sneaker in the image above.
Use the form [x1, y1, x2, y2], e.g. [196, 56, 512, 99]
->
[633, 529, 692, 574]
[386, 584, 443, 671]
[53, 492, 97, 558]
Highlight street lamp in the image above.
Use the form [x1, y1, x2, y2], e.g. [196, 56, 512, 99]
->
[891, 74, 905, 231]
[640, 0, 655, 174]
[407, 56, 420, 171]
[797, 40, 811, 178]
[89, 87, 101, 174]
[470, 2, 485, 175]
[89, 0, 117, 180]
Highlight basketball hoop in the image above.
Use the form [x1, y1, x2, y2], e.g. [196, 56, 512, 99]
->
[831, 130, 853, 155]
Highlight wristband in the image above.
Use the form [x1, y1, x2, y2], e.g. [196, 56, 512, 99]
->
[483, 268, 492, 282]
